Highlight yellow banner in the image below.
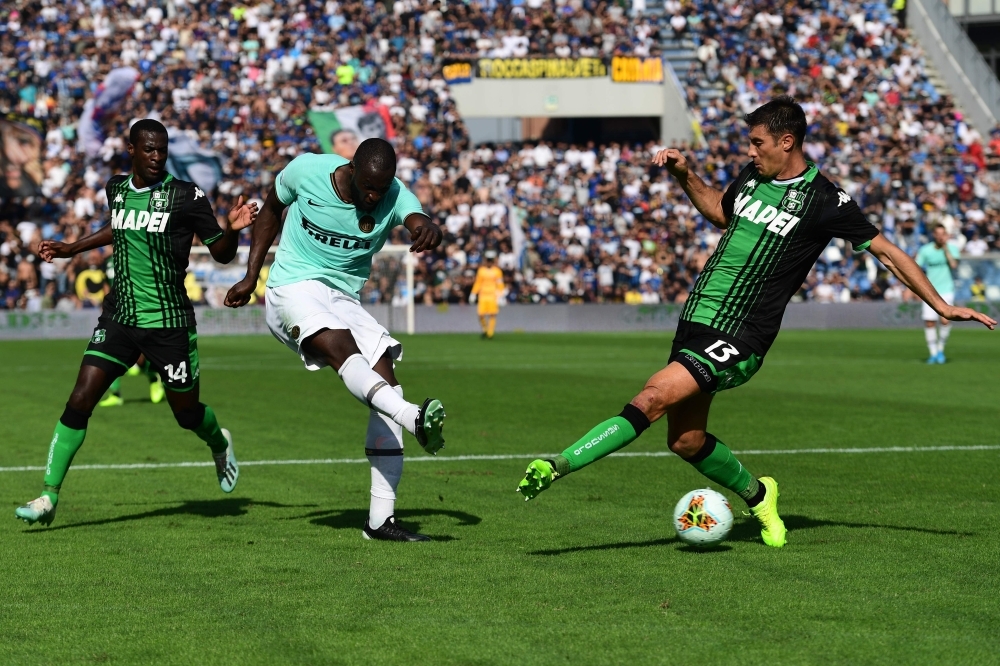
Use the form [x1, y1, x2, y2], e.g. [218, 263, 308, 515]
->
[477, 58, 607, 79]
[611, 57, 664, 83]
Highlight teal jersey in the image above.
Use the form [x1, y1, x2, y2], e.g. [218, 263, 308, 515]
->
[915, 242, 958, 295]
[267, 153, 424, 299]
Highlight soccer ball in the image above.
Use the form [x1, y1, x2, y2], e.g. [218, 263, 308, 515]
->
[672, 488, 734, 547]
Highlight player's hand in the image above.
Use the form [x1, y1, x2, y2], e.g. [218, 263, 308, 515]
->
[227, 195, 259, 232]
[943, 305, 997, 330]
[651, 148, 689, 179]
[38, 240, 73, 262]
[224, 276, 257, 308]
[409, 221, 443, 253]
[469, 293, 477, 304]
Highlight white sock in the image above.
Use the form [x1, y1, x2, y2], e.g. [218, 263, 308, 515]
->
[366, 386, 404, 528]
[937, 323, 951, 352]
[338, 354, 419, 435]
[924, 327, 938, 357]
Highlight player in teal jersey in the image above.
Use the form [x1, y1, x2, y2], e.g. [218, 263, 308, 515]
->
[225, 138, 446, 542]
[15, 119, 257, 527]
[516, 97, 996, 547]
[916, 225, 960, 363]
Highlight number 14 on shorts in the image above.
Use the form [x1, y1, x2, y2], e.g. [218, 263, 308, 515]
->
[164, 362, 188, 383]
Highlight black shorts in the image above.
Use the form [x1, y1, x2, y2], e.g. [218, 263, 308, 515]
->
[83, 317, 200, 391]
[668, 320, 763, 394]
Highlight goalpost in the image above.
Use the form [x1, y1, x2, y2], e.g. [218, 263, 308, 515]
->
[188, 244, 416, 334]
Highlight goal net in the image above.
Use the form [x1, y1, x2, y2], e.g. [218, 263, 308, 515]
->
[187, 244, 415, 334]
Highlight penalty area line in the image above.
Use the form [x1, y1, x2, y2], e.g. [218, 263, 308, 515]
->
[0, 445, 998, 473]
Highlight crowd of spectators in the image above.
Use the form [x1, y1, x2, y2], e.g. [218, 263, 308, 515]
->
[1, 0, 999, 313]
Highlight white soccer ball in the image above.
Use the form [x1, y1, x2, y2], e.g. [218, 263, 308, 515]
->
[673, 488, 734, 547]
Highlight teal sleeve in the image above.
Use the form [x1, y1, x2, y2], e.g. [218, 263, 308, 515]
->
[391, 179, 425, 228]
[275, 155, 310, 205]
[915, 246, 927, 268]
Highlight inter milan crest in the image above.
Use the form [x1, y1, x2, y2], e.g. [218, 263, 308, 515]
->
[358, 215, 376, 234]
[781, 189, 805, 214]
[290, 325, 300, 340]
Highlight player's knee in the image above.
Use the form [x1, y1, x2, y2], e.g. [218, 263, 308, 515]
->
[60, 403, 92, 430]
[174, 403, 206, 430]
[669, 430, 707, 458]
[631, 386, 671, 422]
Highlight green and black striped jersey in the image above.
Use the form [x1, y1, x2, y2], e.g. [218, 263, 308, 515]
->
[102, 173, 223, 328]
[681, 162, 878, 354]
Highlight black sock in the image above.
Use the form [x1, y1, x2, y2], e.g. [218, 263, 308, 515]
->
[744, 481, 767, 508]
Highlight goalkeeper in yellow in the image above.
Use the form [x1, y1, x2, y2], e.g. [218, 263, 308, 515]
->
[470, 250, 505, 339]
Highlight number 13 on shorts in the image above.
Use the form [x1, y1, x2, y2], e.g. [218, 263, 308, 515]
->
[705, 340, 740, 363]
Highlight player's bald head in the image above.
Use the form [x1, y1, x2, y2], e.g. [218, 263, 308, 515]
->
[352, 138, 396, 178]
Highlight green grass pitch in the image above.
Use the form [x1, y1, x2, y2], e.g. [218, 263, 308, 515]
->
[2, 329, 999, 665]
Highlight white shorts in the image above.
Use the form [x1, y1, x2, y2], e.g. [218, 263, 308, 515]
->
[922, 293, 954, 321]
[266, 280, 402, 371]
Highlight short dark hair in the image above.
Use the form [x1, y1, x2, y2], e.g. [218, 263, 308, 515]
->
[353, 137, 396, 175]
[129, 118, 168, 144]
[744, 96, 806, 147]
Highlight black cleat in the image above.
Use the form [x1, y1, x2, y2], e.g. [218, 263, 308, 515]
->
[363, 516, 431, 542]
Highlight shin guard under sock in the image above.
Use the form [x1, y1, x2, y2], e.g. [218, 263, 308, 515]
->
[42, 405, 91, 504]
[338, 354, 420, 435]
[366, 387, 405, 527]
[554, 404, 651, 475]
[686, 434, 763, 506]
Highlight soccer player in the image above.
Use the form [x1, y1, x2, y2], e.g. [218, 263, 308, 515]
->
[98, 355, 166, 407]
[15, 119, 257, 527]
[470, 250, 504, 339]
[515, 97, 995, 547]
[225, 138, 447, 542]
[916, 224, 959, 363]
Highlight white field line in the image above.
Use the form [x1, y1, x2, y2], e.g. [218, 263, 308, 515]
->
[1, 445, 997, 473]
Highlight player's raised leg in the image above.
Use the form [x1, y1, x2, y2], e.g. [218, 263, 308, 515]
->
[16, 362, 119, 526]
[303, 328, 445, 455]
[360, 352, 430, 541]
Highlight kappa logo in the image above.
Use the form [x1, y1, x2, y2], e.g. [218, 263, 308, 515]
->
[744, 178, 758, 191]
[837, 191, 851, 207]
[114, 193, 124, 204]
[358, 215, 376, 234]
[194, 187, 205, 200]
[91, 329, 106, 344]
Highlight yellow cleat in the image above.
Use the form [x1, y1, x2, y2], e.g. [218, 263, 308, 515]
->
[750, 476, 786, 547]
[126, 364, 141, 377]
[98, 394, 124, 408]
[149, 378, 165, 404]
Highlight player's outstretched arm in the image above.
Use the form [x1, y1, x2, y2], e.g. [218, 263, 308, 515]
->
[651, 148, 727, 229]
[404, 213, 443, 253]
[39, 223, 113, 262]
[868, 234, 996, 329]
[208, 195, 259, 265]
[225, 187, 286, 308]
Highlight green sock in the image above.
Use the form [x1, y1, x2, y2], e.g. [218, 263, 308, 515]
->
[42, 421, 88, 505]
[553, 405, 651, 475]
[107, 376, 122, 396]
[195, 405, 229, 455]
[687, 434, 760, 503]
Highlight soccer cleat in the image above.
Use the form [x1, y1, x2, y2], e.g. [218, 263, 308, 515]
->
[516, 459, 559, 501]
[363, 515, 431, 541]
[926, 355, 937, 365]
[415, 398, 446, 455]
[213, 428, 239, 493]
[750, 476, 786, 548]
[126, 364, 141, 377]
[149, 377, 165, 404]
[15, 496, 56, 526]
[98, 393, 124, 407]
[936, 352, 946, 364]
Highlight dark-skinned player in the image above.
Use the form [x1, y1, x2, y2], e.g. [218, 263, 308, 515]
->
[15, 119, 258, 526]
[225, 138, 446, 542]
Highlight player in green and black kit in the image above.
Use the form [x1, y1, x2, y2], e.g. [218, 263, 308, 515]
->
[15, 119, 258, 526]
[516, 97, 996, 547]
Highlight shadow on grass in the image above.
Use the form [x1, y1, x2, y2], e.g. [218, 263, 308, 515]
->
[727, 514, 975, 542]
[294, 508, 482, 541]
[26, 498, 312, 532]
[530, 513, 972, 555]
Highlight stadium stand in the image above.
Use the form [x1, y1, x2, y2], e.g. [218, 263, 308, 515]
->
[0, 0, 998, 311]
